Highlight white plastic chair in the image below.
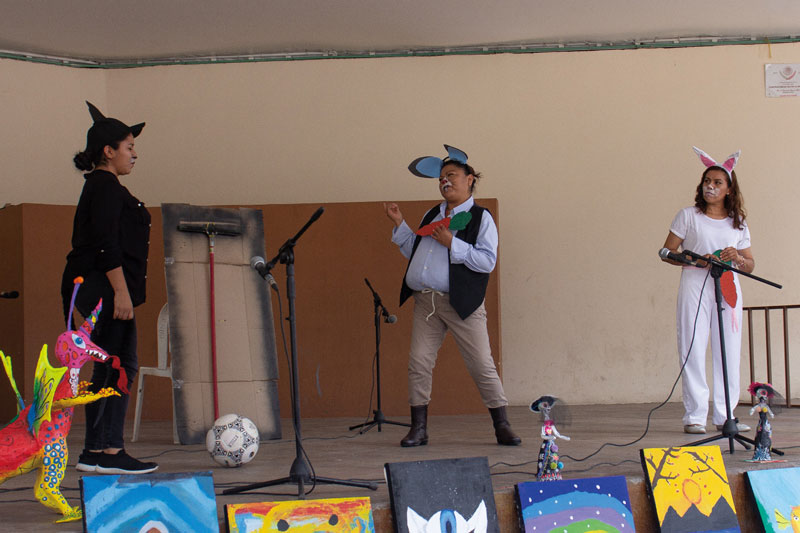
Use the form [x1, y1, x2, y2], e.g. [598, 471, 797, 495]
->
[132, 303, 179, 443]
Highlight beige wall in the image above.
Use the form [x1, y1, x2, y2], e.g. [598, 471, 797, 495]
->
[2, 42, 799, 407]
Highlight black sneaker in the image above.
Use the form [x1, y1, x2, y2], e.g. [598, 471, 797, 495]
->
[76, 450, 103, 472]
[95, 450, 158, 475]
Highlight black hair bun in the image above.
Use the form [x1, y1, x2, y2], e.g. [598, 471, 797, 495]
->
[73, 151, 94, 171]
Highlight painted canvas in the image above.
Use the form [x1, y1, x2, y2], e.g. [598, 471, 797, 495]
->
[80, 471, 218, 533]
[746, 466, 800, 533]
[640, 445, 739, 533]
[384, 456, 499, 533]
[224, 497, 374, 532]
[515, 475, 635, 532]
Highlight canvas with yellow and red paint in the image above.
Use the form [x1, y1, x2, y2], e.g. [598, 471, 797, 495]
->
[225, 496, 374, 532]
[640, 445, 739, 533]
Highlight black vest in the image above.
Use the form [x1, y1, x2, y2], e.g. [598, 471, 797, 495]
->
[400, 203, 491, 319]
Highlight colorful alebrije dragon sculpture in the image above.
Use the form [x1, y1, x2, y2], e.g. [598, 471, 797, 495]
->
[0, 278, 128, 522]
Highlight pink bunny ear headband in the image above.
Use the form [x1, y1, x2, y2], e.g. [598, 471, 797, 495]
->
[692, 146, 741, 180]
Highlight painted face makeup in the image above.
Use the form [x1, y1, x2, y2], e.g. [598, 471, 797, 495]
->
[701, 169, 729, 203]
[438, 164, 474, 206]
[439, 176, 452, 193]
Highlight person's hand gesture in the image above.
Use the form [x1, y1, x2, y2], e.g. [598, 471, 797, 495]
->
[431, 225, 453, 249]
[383, 202, 404, 227]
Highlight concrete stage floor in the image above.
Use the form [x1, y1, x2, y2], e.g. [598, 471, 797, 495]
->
[2, 402, 800, 532]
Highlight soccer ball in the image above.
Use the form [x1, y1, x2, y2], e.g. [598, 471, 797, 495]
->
[205, 413, 260, 467]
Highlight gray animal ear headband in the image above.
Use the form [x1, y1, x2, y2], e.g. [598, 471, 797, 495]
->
[408, 144, 468, 178]
[692, 146, 740, 180]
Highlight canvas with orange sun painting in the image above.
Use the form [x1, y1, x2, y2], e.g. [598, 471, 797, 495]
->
[640, 445, 739, 533]
[224, 496, 374, 532]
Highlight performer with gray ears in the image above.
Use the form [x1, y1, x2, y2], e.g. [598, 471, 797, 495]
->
[384, 145, 520, 447]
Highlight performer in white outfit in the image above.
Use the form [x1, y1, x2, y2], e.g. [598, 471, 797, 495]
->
[661, 147, 755, 435]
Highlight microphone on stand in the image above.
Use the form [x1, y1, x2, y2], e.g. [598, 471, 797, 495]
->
[658, 248, 697, 267]
[680, 248, 725, 266]
[250, 256, 278, 290]
[365, 278, 397, 324]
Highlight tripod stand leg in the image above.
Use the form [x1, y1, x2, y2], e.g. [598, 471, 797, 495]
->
[381, 419, 412, 427]
[222, 475, 377, 496]
[733, 433, 785, 456]
[349, 420, 379, 432]
[312, 477, 378, 490]
[686, 431, 752, 452]
[349, 409, 411, 433]
[222, 477, 293, 495]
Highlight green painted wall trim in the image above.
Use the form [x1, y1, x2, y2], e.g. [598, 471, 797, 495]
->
[1, 36, 797, 69]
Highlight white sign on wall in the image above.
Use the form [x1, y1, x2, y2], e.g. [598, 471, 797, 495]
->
[765, 63, 800, 97]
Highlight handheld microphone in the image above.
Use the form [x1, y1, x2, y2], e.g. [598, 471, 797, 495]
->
[250, 256, 278, 290]
[658, 248, 696, 267]
[0, 291, 19, 299]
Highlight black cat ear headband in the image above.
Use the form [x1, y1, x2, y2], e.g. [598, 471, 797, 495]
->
[83, 101, 145, 153]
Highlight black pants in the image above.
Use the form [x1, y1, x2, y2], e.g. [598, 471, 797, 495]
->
[63, 270, 139, 450]
[84, 314, 138, 449]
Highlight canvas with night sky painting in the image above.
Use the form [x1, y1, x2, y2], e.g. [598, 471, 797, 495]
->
[515, 475, 635, 532]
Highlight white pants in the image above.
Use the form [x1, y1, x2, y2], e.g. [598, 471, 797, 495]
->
[677, 267, 742, 426]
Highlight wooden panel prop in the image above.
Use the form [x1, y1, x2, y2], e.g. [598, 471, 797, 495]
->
[162, 204, 281, 444]
[384, 456, 498, 533]
[225, 496, 374, 532]
[80, 471, 218, 533]
[515, 475, 635, 532]
[640, 445, 739, 533]
[746, 466, 800, 533]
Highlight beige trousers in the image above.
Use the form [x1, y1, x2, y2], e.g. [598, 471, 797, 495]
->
[408, 291, 508, 408]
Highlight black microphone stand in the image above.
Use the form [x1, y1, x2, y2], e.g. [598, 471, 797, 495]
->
[683, 254, 783, 455]
[224, 207, 377, 497]
[349, 279, 411, 434]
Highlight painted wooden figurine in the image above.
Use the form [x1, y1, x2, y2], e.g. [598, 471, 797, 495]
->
[0, 279, 127, 522]
[748, 382, 779, 462]
[530, 395, 570, 481]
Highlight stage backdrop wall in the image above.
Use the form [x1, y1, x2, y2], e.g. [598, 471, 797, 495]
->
[1, 40, 800, 412]
[0, 200, 500, 423]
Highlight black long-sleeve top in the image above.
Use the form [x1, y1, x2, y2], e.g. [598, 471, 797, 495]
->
[63, 169, 151, 307]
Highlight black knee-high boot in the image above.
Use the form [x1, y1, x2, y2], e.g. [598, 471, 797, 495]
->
[401, 405, 429, 447]
[490, 406, 521, 446]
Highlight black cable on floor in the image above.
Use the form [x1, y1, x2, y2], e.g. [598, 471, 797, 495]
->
[561, 271, 710, 463]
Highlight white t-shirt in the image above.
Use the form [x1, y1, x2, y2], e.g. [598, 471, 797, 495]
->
[670, 206, 751, 256]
